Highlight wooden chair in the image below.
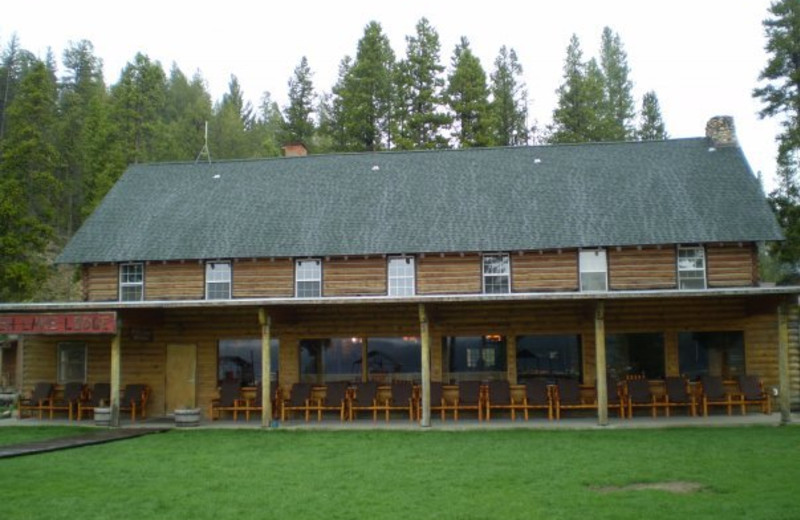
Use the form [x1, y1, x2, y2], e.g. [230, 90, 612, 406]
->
[210, 380, 244, 421]
[281, 382, 313, 422]
[429, 382, 452, 421]
[383, 381, 414, 422]
[625, 378, 660, 418]
[736, 375, 771, 415]
[485, 380, 518, 421]
[606, 377, 625, 419]
[48, 382, 85, 421]
[18, 382, 54, 419]
[349, 382, 380, 421]
[663, 377, 696, 417]
[241, 382, 279, 421]
[554, 379, 596, 419]
[520, 379, 552, 420]
[313, 381, 348, 422]
[119, 384, 149, 422]
[453, 380, 483, 421]
[700, 375, 735, 416]
[77, 383, 110, 421]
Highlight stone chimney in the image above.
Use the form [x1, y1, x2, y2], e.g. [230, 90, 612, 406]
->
[705, 116, 737, 147]
[281, 142, 308, 157]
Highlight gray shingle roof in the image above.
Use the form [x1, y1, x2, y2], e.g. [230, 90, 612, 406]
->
[56, 138, 783, 264]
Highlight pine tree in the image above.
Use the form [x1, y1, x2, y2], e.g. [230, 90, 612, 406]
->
[58, 40, 110, 235]
[333, 22, 395, 151]
[393, 18, 450, 149]
[321, 57, 353, 151]
[211, 75, 258, 159]
[446, 37, 493, 148]
[599, 27, 635, 140]
[109, 52, 168, 164]
[254, 91, 284, 157]
[490, 46, 529, 146]
[637, 90, 668, 140]
[283, 56, 316, 146]
[0, 35, 38, 141]
[164, 65, 213, 160]
[0, 60, 59, 300]
[753, 0, 800, 277]
[549, 34, 608, 143]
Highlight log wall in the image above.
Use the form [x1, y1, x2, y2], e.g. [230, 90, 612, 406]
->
[707, 244, 757, 287]
[145, 262, 204, 300]
[417, 255, 481, 294]
[233, 259, 294, 298]
[82, 243, 761, 301]
[511, 250, 578, 292]
[608, 247, 676, 290]
[85, 264, 118, 301]
[323, 257, 386, 296]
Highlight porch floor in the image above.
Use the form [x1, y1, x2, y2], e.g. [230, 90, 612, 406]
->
[2, 411, 795, 431]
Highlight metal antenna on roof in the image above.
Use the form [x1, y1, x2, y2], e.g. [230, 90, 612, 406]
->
[195, 121, 211, 164]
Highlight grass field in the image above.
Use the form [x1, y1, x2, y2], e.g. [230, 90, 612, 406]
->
[0, 425, 797, 519]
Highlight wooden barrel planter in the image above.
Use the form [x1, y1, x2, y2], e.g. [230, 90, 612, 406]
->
[174, 408, 201, 427]
[94, 407, 111, 426]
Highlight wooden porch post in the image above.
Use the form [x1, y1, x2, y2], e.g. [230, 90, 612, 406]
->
[595, 301, 608, 426]
[419, 304, 431, 428]
[110, 325, 121, 427]
[778, 302, 792, 425]
[259, 308, 273, 428]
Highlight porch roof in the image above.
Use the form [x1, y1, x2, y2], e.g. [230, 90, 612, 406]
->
[57, 138, 782, 264]
[1, 286, 797, 313]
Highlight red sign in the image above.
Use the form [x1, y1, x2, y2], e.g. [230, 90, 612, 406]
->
[0, 312, 117, 335]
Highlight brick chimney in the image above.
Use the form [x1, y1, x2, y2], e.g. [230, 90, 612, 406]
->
[281, 142, 308, 157]
[705, 116, 737, 147]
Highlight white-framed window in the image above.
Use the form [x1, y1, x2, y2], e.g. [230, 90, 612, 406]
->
[205, 261, 232, 299]
[296, 259, 322, 297]
[388, 256, 415, 296]
[119, 262, 144, 301]
[579, 249, 608, 291]
[57, 342, 87, 384]
[678, 246, 706, 289]
[483, 254, 510, 294]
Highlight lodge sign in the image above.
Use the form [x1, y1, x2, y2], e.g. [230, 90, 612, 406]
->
[0, 312, 118, 335]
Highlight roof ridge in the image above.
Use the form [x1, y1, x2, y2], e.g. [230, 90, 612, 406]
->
[130, 137, 709, 167]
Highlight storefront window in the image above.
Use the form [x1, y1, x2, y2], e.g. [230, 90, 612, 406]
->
[300, 338, 362, 383]
[516, 335, 582, 382]
[444, 335, 506, 382]
[365, 337, 420, 382]
[218, 339, 278, 386]
[606, 333, 665, 379]
[678, 331, 744, 380]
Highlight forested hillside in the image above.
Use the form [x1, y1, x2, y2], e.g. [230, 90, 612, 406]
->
[0, 20, 667, 302]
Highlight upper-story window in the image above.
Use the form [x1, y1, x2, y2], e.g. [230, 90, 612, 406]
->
[483, 254, 510, 294]
[388, 256, 415, 296]
[296, 259, 322, 297]
[206, 261, 232, 299]
[119, 263, 144, 301]
[678, 246, 706, 289]
[579, 249, 607, 291]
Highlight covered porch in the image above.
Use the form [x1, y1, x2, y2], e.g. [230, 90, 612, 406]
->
[3, 287, 798, 428]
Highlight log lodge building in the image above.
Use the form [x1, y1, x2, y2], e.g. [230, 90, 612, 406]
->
[1, 116, 798, 426]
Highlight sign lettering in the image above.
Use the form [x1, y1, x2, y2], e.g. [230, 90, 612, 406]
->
[0, 312, 117, 335]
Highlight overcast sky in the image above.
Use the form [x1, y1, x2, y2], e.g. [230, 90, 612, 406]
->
[3, 0, 783, 190]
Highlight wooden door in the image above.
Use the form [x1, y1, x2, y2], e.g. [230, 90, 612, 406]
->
[165, 344, 197, 413]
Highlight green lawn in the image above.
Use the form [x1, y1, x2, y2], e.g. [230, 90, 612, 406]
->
[0, 426, 797, 519]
